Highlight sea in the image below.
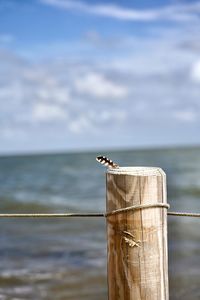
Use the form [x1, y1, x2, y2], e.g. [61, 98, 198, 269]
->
[0, 147, 199, 300]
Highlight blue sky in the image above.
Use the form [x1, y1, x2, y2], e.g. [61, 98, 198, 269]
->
[1, 0, 200, 154]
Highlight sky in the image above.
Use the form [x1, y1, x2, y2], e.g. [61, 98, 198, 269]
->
[1, 0, 200, 154]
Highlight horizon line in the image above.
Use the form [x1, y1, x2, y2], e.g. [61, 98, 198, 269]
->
[0, 143, 200, 158]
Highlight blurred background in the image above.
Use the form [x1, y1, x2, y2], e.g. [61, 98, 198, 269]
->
[0, 0, 200, 299]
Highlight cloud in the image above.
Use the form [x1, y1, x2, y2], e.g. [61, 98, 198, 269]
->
[36, 85, 70, 104]
[0, 48, 131, 141]
[74, 72, 128, 99]
[173, 110, 197, 123]
[1, 6, 200, 152]
[41, 0, 200, 22]
[190, 60, 200, 82]
[98, 110, 126, 122]
[68, 108, 126, 134]
[32, 103, 67, 122]
[68, 115, 92, 133]
[1, 29, 200, 137]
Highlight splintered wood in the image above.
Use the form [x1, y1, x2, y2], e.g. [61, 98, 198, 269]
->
[106, 167, 169, 300]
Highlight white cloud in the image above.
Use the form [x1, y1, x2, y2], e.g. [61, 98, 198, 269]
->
[1, 10, 200, 152]
[68, 116, 91, 133]
[173, 110, 197, 123]
[0, 82, 23, 101]
[41, 0, 200, 22]
[190, 60, 200, 82]
[21, 68, 71, 103]
[99, 110, 126, 122]
[36, 85, 70, 103]
[32, 103, 67, 122]
[74, 72, 128, 99]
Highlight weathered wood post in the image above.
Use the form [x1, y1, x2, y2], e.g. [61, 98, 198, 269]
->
[106, 167, 169, 300]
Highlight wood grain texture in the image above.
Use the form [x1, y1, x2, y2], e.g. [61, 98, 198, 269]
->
[106, 167, 169, 300]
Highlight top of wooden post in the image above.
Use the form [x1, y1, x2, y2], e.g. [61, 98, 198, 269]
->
[107, 166, 165, 176]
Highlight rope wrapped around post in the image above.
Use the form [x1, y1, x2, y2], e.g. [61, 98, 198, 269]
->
[105, 202, 170, 217]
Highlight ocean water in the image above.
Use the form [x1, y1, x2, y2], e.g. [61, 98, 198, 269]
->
[0, 147, 200, 299]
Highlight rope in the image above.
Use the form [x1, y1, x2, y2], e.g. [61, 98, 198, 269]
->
[0, 203, 199, 218]
[167, 212, 200, 217]
[0, 213, 104, 218]
[105, 203, 170, 217]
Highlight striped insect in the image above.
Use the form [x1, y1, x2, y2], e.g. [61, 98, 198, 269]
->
[96, 155, 119, 169]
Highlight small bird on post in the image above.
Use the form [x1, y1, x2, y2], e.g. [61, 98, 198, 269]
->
[96, 155, 119, 169]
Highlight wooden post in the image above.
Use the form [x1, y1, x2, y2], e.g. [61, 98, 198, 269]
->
[106, 167, 169, 300]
